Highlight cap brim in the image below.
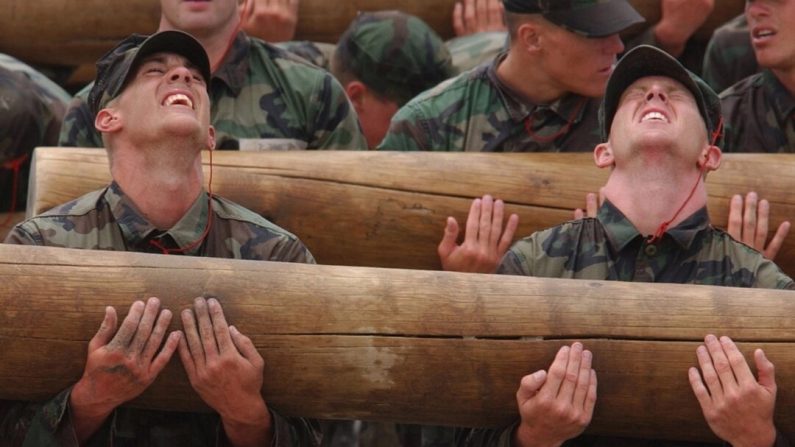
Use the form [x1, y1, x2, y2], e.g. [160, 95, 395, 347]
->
[127, 30, 212, 88]
[545, 0, 645, 37]
[601, 45, 708, 140]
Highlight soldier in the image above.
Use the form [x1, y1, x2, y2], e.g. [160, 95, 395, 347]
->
[2, 31, 319, 446]
[702, 13, 758, 94]
[59, 0, 365, 151]
[329, 11, 457, 148]
[378, 0, 645, 152]
[0, 54, 70, 215]
[459, 45, 792, 446]
[720, 0, 795, 153]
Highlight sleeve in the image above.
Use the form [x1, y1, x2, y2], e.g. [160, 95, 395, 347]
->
[8, 388, 94, 447]
[57, 84, 105, 148]
[306, 73, 367, 150]
[267, 412, 322, 447]
[496, 240, 535, 277]
[453, 423, 517, 447]
[3, 222, 40, 245]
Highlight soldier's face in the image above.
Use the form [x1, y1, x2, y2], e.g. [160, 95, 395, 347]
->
[607, 76, 709, 168]
[537, 24, 625, 98]
[115, 53, 214, 149]
[746, 0, 795, 72]
[159, 0, 241, 37]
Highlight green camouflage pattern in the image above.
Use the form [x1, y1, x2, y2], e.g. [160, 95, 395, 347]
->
[498, 200, 795, 288]
[446, 31, 508, 73]
[720, 70, 795, 153]
[277, 41, 336, 70]
[58, 32, 366, 150]
[702, 14, 758, 94]
[377, 55, 602, 151]
[0, 54, 70, 211]
[5, 181, 314, 263]
[334, 10, 456, 106]
[2, 389, 320, 447]
[2, 181, 319, 445]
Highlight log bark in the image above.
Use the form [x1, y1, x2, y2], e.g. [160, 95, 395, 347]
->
[28, 149, 795, 277]
[1, 0, 744, 67]
[1, 244, 794, 441]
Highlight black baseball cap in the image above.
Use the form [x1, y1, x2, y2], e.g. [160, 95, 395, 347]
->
[88, 30, 211, 116]
[502, 0, 645, 37]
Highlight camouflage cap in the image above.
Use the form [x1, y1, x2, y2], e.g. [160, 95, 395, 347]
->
[88, 30, 211, 116]
[600, 45, 724, 148]
[335, 10, 456, 106]
[503, 0, 644, 37]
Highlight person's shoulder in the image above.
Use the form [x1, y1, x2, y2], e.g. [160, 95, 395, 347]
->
[394, 63, 493, 119]
[248, 37, 333, 77]
[10, 189, 107, 243]
[705, 227, 795, 289]
[720, 71, 765, 100]
[211, 195, 302, 242]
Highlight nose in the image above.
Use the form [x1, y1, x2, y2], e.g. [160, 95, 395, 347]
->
[645, 86, 668, 104]
[600, 33, 625, 55]
[168, 65, 193, 84]
[746, 0, 768, 19]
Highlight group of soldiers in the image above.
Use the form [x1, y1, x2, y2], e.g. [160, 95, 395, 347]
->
[1, 0, 795, 446]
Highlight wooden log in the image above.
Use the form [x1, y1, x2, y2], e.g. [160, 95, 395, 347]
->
[28, 148, 795, 277]
[1, 244, 795, 441]
[0, 0, 744, 68]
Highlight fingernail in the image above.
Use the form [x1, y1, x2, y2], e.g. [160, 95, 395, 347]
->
[705, 334, 717, 343]
[583, 350, 592, 361]
[229, 325, 238, 334]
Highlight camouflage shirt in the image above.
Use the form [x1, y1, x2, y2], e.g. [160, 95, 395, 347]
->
[702, 14, 758, 94]
[58, 32, 366, 151]
[446, 31, 507, 73]
[377, 54, 602, 152]
[0, 54, 70, 211]
[499, 200, 794, 288]
[720, 70, 795, 153]
[2, 182, 319, 446]
[459, 201, 793, 447]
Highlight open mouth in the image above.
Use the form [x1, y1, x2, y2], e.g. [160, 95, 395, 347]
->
[752, 27, 776, 43]
[163, 93, 194, 110]
[640, 111, 669, 123]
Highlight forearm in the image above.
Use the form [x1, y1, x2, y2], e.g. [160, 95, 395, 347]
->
[220, 400, 273, 447]
[513, 424, 562, 447]
[68, 380, 115, 444]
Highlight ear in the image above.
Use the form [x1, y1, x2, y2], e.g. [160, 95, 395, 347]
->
[345, 81, 367, 115]
[698, 144, 722, 172]
[207, 125, 216, 151]
[94, 108, 122, 134]
[594, 142, 615, 169]
[516, 22, 541, 54]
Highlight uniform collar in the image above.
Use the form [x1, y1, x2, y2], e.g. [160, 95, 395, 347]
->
[105, 181, 210, 255]
[597, 199, 711, 251]
[211, 31, 252, 96]
[487, 54, 591, 124]
[762, 69, 795, 121]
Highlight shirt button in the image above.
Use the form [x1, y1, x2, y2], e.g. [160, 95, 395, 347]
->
[644, 244, 658, 257]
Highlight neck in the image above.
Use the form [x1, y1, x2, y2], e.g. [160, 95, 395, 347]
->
[496, 50, 567, 104]
[601, 165, 707, 237]
[771, 67, 795, 97]
[109, 143, 205, 230]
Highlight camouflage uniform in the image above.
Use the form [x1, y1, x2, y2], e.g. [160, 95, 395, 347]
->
[58, 32, 366, 150]
[702, 14, 758, 94]
[377, 54, 602, 151]
[1, 182, 319, 446]
[446, 31, 508, 73]
[0, 54, 70, 211]
[456, 201, 793, 447]
[720, 70, 795, 153]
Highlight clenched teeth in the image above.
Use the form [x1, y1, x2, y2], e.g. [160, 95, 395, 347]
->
[641, 111, 668, 123]
[163, 94, 194, 109]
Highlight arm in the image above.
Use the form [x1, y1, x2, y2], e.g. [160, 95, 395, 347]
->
[689, 335, 778, 447]
[242, 0, 299, 43]
[452, 0, 505, 37]
[178, 297, 273, 447]
[438, 195, 519, 273]
[726, 192, 791, 260]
